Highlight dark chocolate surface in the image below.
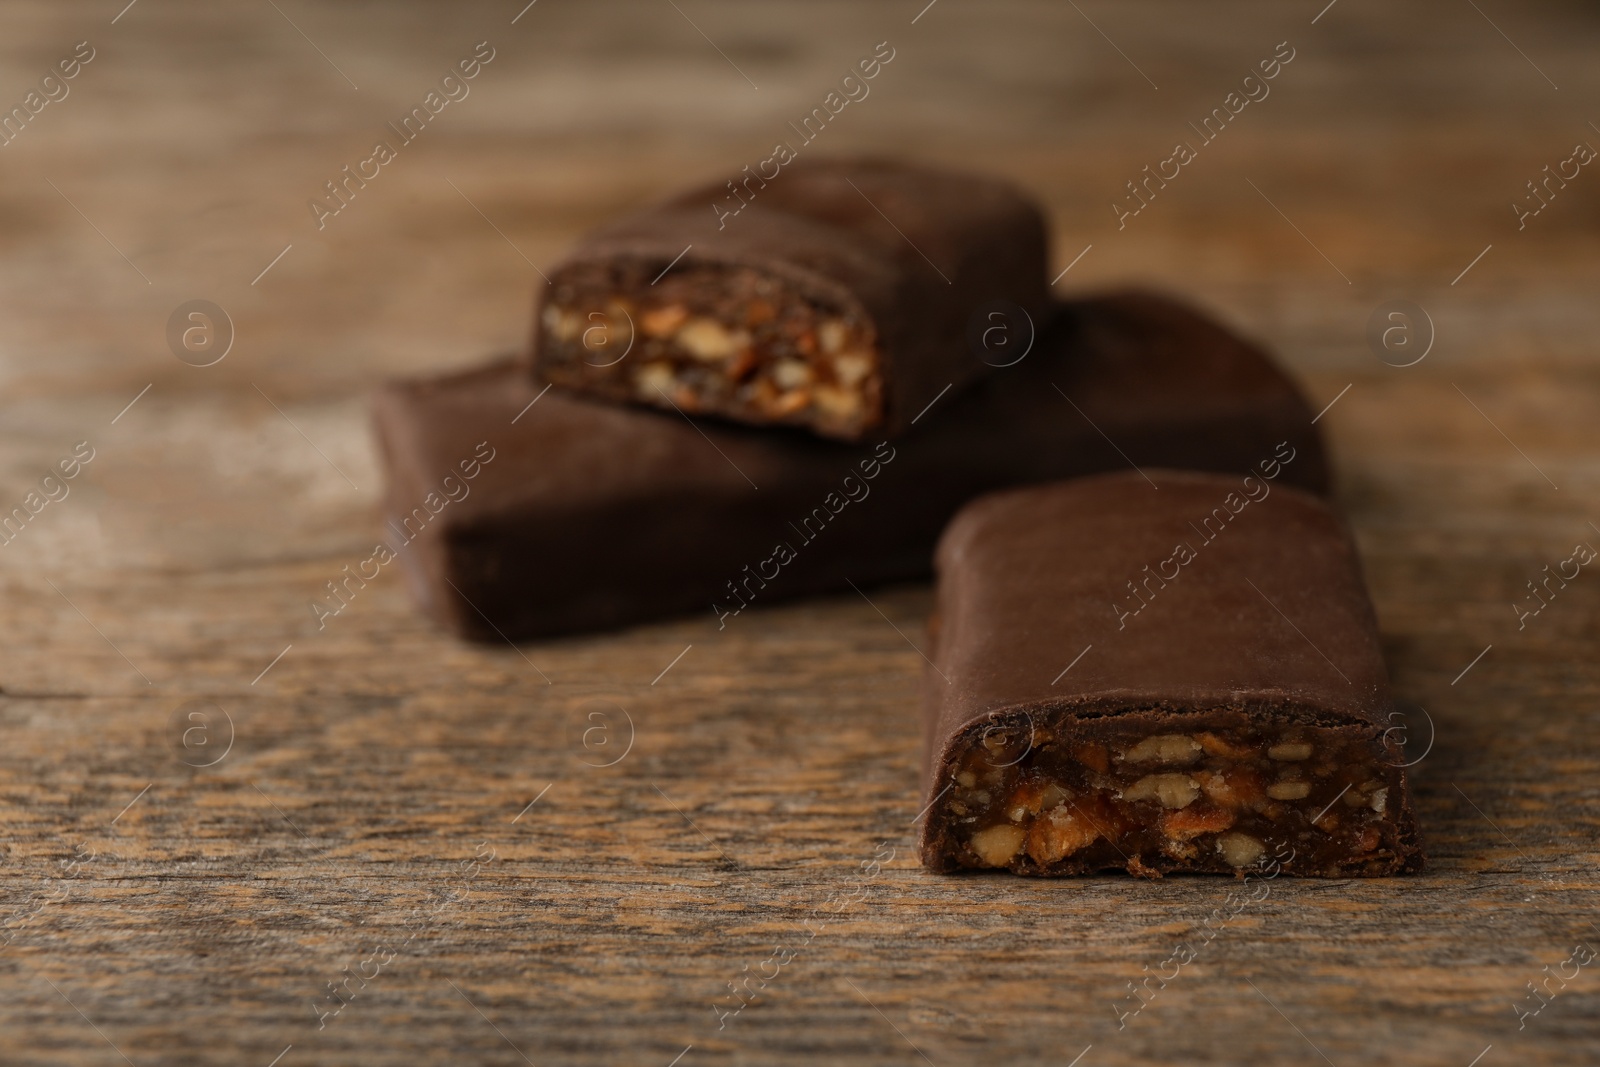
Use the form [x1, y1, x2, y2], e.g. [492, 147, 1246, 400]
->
[374, 291, 1328, 641]
[918, 471, 1424, 876]
[530, 157, 1051, 440]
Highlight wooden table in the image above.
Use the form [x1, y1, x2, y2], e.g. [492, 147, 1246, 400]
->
[2, 1, 1597, 1064]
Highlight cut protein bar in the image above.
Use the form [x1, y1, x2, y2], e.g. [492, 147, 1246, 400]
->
[919, 472, 1423, 878]
[530, 157, 1050, 441]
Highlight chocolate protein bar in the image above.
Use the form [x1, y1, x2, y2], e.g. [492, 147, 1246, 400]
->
[918, 472, 1423, 878]
[373, 291, 1327, 641]
[530, 157, 1050, 442]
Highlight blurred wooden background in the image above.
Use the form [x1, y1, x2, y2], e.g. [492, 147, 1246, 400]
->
[1, 1, 1597, 1064]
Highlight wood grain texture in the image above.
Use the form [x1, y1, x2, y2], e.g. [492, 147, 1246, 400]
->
[2, 1, 1598, 1064]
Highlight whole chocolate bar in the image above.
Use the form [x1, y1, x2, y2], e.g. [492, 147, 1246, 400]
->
[530, 157, 1049, 441]
[919, 472, 1424, 877]
[374, 291, 1327, 641]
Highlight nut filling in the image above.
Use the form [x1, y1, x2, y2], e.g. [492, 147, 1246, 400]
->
[932, 715, 1413, 877]
[538, 261, 884, 438]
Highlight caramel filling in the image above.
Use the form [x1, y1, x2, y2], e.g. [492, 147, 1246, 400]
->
[540, 262, 883, 438]
[941, 717, 1405, 876]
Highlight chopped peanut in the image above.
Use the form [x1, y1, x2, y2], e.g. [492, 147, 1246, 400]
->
[833, 353, 872, 387]
[1194, 766, 1265, 811]
[1216, 832, 1267, 868]
[1026, 805, 1101, 864]
[969, 824, 1025, 867]
[1123, 774, 1200, 809]
[1005, 779, 1071, 821]
[640, 304, 690, 337]
[1122, 734, 1203, 765]
[772, 360, 814, 389]
[676, 318, 745, 361]
[811, 386, 861, 421]
[818, 319, 851, 354]
[633, 362, 675, 400]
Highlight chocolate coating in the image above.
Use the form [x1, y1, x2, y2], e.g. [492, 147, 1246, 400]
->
[530, 157, 1050, 441]
[919, 472, 1424, 877]
[373, 291, 1327, 641]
